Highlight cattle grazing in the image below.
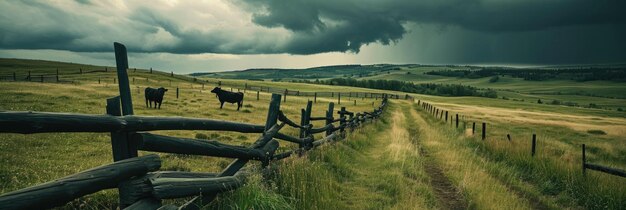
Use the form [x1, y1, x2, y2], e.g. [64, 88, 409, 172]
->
[145, 87, 168, 109]
[211, 87, 244, 111]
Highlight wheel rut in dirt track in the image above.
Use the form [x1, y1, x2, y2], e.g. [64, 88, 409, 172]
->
[403, 107, 468, 210]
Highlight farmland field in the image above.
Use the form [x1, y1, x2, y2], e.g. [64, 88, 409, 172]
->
[1, 59, 625, 209]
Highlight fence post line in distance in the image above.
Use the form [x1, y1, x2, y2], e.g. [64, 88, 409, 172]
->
[482, 122, 486, 140]
[531, 133, 537, 157]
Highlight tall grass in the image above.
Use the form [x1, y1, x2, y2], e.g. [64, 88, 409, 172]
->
[412, 102, 626, 209]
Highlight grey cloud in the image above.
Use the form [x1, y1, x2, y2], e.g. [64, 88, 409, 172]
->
[0, 0, 625, 64]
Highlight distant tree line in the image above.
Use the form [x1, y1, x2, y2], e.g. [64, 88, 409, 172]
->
[295, 78, 497, 98]
[425, 67, 626, 81]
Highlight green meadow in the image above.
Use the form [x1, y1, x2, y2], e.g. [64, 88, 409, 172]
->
[1, 58, 625, 209]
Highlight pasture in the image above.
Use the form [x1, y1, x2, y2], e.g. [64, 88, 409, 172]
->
[0, 58, 625, 209]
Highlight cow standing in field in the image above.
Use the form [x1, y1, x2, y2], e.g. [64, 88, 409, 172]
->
[211, 87, 244, 111]
[145, 87, 168, 109]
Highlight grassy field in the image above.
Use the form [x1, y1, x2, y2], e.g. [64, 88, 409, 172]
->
[1, 58, 625, 209]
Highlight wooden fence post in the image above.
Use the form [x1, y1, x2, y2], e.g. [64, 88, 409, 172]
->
[284, 89, 287, 102]
[80, 68, 82, 74]
[338, 92, 341, 105]
[472, 122, 475, 134]
[98, 78, 101, 84]
[176, 87, 179, 99]
[300, 109, 306, 140]
[304, 100, 312, 137]
[56, 69, 59, 82]
[314, 92, 317, 103]
[531, 133, 537, 157]
[445, 111, 448, 122]
[28, 71, 31, 81]
[113, 42, 134, 116]
[482, 123, 486, 140]
[300, 101, 312, 139]
[331, 92, 334, 98]
[325, 102, 335, 136]
[507, 134, 511, 141]
[339, 107, 346, 133]
[150, 67, 152, 74]
[582, 144, 586, 175]
[13, 72, 16, 81]
[456, 114, 459, 128]
[257, 91, 260, 100]
[354, 100, 356, 106]
[40, 75, 43, 83]
[171, 71, 174, 77]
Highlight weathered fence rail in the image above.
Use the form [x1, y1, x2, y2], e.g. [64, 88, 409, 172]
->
[0, 42, 390, 209]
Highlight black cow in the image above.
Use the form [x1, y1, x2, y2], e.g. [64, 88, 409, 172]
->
[145, 87, 168, 109]
[211, 87, 244, 110]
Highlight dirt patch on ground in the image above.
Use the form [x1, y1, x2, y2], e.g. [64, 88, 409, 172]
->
[419, 147, 468, 210]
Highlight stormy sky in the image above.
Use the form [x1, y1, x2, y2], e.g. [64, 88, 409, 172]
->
[1, 0, 625, 73]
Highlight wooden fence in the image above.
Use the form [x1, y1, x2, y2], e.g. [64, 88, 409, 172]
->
[417, 100, 626, 179]
[0, 61, 404, 102]
[0, 42, 390, 209]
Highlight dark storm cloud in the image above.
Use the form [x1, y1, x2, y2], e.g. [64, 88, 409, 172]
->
[0, 0, 625, 63]
[242, 0, 626, 54]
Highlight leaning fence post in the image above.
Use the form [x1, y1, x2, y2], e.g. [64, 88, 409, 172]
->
[582, 144, 586, 175]
[482, 123, 486, 140]
[114, 43, 134, 116]
[325, 102, 335, 136]
[531, 133, 537, 157]
[507, 134, 511, 141]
